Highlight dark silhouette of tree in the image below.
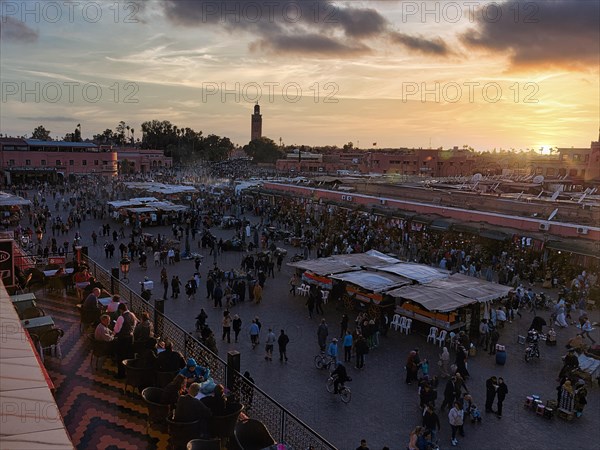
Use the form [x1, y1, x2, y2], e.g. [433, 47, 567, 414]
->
[243, 137, 283, 163]
[31, 125, 52, 141]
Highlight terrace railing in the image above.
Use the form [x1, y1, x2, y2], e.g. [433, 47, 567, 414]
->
[82, 254, 336, 450]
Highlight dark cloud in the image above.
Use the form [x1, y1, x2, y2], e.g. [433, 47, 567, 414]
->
[161, 1, 456, 58]
[390, 32, 449, 56]
[249, 33, 371, 56]
[0, 16, 38, 43]
[19, 116, 75, 122]
[334, 6, 388, 38]
[461, 0, 599, 70]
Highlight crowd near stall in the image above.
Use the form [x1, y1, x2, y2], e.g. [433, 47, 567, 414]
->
[1, 164, 598, 450]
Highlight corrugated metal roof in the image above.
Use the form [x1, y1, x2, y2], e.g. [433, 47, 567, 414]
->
[330, 271, 410, 292]
[25, 139, 97, 148]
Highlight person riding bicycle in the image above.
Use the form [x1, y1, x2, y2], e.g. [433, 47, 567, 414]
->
[331, 361, 350, 394]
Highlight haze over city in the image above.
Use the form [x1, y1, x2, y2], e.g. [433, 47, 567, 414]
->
[1, 0, 598, 150]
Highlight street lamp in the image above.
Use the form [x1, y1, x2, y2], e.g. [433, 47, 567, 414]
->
[120, 257, 131, 283]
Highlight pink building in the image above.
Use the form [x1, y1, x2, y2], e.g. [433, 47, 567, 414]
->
[0, 138, 117, 184]
[0, 139, 172, 185]
[117, 148, 172, 174]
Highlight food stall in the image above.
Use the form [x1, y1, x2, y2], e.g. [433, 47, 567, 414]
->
[387, 274, 512, 333]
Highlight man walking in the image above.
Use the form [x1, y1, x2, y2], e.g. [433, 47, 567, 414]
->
[278, 329, 289, 362]
[317, 319, 328, 352]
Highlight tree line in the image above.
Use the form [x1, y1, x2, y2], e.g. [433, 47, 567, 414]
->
[28, 121, 284, 163]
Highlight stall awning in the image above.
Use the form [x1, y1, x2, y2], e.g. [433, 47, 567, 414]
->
[412, 215, 434, 225]
[389, 285, 478, 312]
[428, 274, 513, 302]
[453, 223, 481, 235]
[546, 240, 600, 259]
[387, 273, 511, 311]
[330, 271, 410, 293]
[479, 229, 510, 241]
[430, 219, 453, 231]
[374, 263, 448, 284]
[287, 251, 400, 276]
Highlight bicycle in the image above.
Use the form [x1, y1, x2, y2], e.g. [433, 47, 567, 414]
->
[314, 352, 335, 370]
[326, 374, 352, 403]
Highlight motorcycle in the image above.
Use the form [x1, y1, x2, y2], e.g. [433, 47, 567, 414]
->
[525, 330, 544, 362]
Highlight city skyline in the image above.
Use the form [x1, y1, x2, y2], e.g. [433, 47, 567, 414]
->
[0, 0, 598, 150]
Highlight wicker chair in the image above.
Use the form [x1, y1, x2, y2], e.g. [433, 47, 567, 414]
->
[234, 419, 276, 450]
[89, 336, 113, 370]
[166, 415, 204, 450]
[21, 306, 45, 320]
[38, 328, 64, 362]
[207, 402, 244, 448]
[122, 358, 156, 395]
[141, 387, 170, 432]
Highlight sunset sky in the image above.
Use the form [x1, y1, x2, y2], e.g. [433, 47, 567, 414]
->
[1, 0, 598, 150]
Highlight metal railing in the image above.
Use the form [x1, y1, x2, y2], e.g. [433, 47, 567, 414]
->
[82, 254, 336, 450]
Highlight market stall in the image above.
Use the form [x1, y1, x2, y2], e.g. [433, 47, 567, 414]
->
[388, 274, 512, 332]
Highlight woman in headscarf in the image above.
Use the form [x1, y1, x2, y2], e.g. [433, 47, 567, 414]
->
[439, 347, 451, 378]
[555, 299, 568, 328]
[405, 350, 419, 385]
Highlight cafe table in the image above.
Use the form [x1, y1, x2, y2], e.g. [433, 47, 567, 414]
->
[10, 293, 37, 317]
[21, 316, 55, 335]
[98, 297, 112, 307]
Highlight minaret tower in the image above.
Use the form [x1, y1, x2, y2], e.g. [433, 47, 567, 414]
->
[251, 103, 262, 141]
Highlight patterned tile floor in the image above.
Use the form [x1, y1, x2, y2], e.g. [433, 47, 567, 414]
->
[36, 290, 169, 450]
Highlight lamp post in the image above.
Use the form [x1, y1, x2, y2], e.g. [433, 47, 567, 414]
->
[120, 257, 131, 283]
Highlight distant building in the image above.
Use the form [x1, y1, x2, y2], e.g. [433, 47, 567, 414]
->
[251, 103, 262, 141]
[117, 148, 172, 174]
[511, 140, 599, 182]
[0, 138, 117, 184]
[275, 147, 475, 176]
[0, 138, 172, 185]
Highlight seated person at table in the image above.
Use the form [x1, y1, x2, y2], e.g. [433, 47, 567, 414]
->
[83, 277, 103, 298]
[201, 384, 228, 415]
[134, 312, 154, 343]
[179, 358, 211, 384]
[174, 382, 212, 423]
[94, 314, 115, 343]
[82, 287, 102, 310]
[137, 337, 158, 369]
[156, 340, 186, 372]
[106, 295, 122, 320]
[73, 268, 91, 300]
[161, 374, 186, 409]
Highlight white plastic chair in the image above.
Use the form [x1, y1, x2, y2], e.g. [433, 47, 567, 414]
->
[321, 290, 329, 304]
[401, 318, 412, 335]
[436, 330, 448, 348]
[426, 327, 438, 344]
[390, 314, 402, 331]
[298, 284, 310, 296]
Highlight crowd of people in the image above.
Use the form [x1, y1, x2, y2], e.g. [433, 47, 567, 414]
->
[5, 169, 598, 449]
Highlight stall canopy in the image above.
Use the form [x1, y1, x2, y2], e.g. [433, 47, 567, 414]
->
[123, 182, 197, 195]
[0, 192, 31, 206]
[330, 271, 410, 293]
[288, 251, 400, 276]
[388, 273, 512, 311]
[126, 207, 157, 213]
[145, 201, 188, 212]
[374, 263, 448, 284]
[389, 285, 479, 312]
